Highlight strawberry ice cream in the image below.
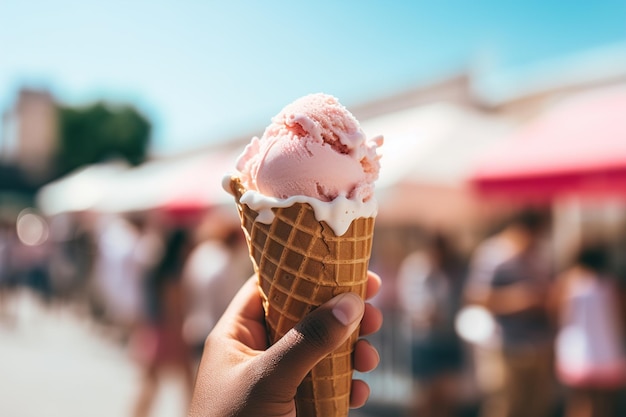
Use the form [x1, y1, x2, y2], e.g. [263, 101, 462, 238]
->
[225, 93, 382, 236]
[235, 93, 382, 203]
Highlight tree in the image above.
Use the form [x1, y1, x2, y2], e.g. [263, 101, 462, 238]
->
[56, 101, 152, 176]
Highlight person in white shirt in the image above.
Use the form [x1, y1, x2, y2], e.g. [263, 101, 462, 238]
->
[550, 243, 626, 417]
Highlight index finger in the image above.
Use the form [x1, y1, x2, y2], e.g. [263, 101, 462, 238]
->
[365, 271, 381, 300]
[212, 276, 268, 351]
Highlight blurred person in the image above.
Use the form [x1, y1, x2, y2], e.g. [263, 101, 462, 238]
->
[131, 227, 195, 417]
[464, 209, 557, 417]
[182, 226, 251, 359]
[0, 218, 15, 321]
[397, 232, 467, 417]
[47, 213, 96, 303]
[90, 213, 161, 340]
[550, 243, 626, 417]
[8, 210, 53, 302]
[189, 270, 383, 416]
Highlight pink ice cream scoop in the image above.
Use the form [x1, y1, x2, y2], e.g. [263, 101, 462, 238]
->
[236, 93, 382, 202]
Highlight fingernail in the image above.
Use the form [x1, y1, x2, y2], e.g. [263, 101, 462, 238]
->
[332, 293, 363, 326]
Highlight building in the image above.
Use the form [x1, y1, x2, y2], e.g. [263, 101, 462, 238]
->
[1, 89, 59, 186]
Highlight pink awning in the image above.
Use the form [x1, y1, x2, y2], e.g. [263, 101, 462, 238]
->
[468, 86, 626, 201]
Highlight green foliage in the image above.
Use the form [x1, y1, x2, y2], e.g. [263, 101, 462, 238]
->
[56, 101, 151, 176]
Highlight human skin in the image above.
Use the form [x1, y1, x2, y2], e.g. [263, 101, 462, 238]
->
[189, 271, 383, 417]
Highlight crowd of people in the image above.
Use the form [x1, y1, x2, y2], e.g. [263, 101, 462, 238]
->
[0, 208, 252, 417]
[2, 205, 626, 417]
[395, 209, 626, 417]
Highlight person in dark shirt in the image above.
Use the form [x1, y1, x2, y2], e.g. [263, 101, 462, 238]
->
[465, 209, 556, 417]
[132, 228, 195, 417]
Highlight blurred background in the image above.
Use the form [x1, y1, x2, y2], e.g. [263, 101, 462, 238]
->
[2, 1, 626, 416]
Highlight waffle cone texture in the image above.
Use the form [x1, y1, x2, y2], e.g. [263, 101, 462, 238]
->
[229, 176, 374, 417]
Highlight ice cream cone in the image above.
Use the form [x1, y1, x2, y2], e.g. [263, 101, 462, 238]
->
[229, 176, 374, 417]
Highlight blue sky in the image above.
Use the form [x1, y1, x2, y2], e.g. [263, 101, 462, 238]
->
[1, 0, 625, 154]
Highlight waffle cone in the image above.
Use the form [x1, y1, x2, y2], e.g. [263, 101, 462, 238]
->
[229, 176, 374, 417]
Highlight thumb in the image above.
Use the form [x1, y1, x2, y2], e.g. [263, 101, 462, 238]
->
[258, 292, 364, 389]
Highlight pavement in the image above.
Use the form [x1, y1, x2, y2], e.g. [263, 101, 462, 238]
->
[0, 289, 407, 417]
[0, 289, 188, 417]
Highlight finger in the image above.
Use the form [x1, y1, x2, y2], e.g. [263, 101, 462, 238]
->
[258, 292, 365, 388]
[349, 380, 370, 409]
[218, 276, 263, 323]
[365, 271, 382, 300]
[353, 339, 379, 373]
[359, 303, 383, 336]
[212, 276, 267, 350]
